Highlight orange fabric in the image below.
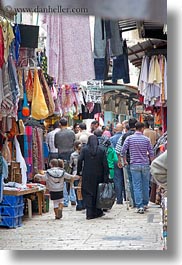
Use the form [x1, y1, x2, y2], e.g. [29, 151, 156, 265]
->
[25, 69, 34, 102]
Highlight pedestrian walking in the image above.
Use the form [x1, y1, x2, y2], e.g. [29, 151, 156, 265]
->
[54, 117, 76, 207]
[121, 122, 154, 214]
[110, 123, 125, 204]
[77, 135, 109, 220]
[34, 159, 79, 219]
[115, 118, 138, 207]
[69, 140, 85, 211]
[45, 121, 60, 164]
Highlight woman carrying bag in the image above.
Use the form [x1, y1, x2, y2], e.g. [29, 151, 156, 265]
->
[77, 135, 109, 220]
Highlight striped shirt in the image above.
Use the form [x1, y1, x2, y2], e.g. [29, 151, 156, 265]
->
[46, 128, 60, 153]
[121, 132, 154, 165]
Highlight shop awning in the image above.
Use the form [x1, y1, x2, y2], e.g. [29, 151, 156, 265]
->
[103, 82, 138, 100]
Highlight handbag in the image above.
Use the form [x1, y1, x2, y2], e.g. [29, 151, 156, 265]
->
[96, 182, 116, 209]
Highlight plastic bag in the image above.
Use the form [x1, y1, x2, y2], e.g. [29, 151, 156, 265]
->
[96, 182, 116, 209]
[31, 69, 49, 120]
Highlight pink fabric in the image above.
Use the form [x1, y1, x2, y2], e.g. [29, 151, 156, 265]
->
[43, 15, 95, 84]
[102, 131, 111, 138]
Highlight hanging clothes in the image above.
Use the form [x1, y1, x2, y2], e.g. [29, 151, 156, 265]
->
[112, 40, 130, 84]
[0, 20, 15, 63]
[32, 127, 44, 175]
[138, 55, 167, 106]
[43, 14, 95, 84]
[14, 136, 27, 185]
[0, 25, 4, 68]
[0, 154, 8, 203]
[24, 126, 33, 181]
[38, 69, 55, 116]
[13, 24, 21, 63]
[31, 69, 49, 120]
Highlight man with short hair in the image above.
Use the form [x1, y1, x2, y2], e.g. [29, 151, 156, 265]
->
[110, 123, 125, 204]
[90, 120, 99, 133]
[54, 117, 76, 207]
[76, 122, 91, 144]
[121, 122, 154, 214]
[54, 118, 75, 161]
[46, 121, 60, 163]
[143, 121, 157, 147]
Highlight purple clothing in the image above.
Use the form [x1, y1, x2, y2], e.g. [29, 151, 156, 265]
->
[121, 132, 154, 165]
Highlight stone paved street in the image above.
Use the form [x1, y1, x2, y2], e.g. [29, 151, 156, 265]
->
[0, 201, 163, 250]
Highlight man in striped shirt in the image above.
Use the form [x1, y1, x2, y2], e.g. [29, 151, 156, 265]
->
[121, 122, 154, 214]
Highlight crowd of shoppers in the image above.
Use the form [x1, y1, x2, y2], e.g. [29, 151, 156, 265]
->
[40, 116, 167, 220]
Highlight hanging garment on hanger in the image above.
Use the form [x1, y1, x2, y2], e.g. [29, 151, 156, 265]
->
[112, 40, 130, 84]
[43, 14, 95, 84]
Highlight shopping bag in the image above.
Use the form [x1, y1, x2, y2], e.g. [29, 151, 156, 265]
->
[96, 182, 116, 209]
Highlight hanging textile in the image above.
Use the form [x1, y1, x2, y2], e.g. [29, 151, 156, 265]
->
[24, 126, 33, 181]
[0, 25, 4, 68]
[32, 127, 44, 175]
[138, 55, 167, 106]
[22, 70, 30, 117]
[14, 136, 27, 185]
[13, 24, 21, 63]
[25, 69, 34, 102]
[31, 69, 49, 120]
[42, 14, 95, 84]
[0, 154, 8, 203]
[0, 19, 15, 63]
[38, 69, 55, 116]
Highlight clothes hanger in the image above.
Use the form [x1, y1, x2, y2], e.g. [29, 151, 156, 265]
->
[18, 57, 40, 71]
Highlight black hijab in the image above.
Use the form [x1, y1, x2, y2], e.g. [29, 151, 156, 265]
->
[87, 135, 99, 156]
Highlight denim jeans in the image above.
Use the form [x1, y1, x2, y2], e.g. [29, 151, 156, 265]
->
[130, 164, 150, 209]
[74, 179, 85, 210]
[125, 164, 136, 207]
[63, 182, 76, 206]
[113, 163, 125, 204]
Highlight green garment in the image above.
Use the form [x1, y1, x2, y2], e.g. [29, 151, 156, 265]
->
[106, 147, 118, 179]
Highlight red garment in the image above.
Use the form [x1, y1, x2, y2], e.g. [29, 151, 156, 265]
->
[0, 26, 4, 68]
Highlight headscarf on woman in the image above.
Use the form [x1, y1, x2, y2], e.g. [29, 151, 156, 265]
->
[87, 135, 99, 157]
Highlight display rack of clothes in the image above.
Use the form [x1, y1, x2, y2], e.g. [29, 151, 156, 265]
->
[138, 54, 167, 106]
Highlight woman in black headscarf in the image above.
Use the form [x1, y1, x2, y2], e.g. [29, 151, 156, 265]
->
[77, 135, 109, 219]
